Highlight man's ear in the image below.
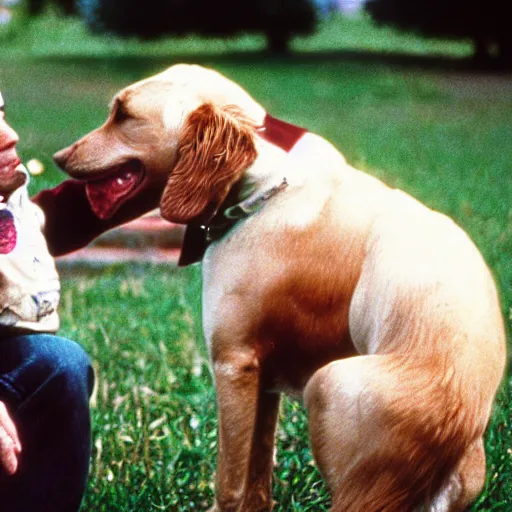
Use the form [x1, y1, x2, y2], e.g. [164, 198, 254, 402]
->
[160, 103, 258, 225]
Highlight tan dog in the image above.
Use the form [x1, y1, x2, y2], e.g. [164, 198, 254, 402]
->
[54, 64, 506, 512]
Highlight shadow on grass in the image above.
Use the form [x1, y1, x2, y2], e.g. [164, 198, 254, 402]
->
[35, 48, 512, 76]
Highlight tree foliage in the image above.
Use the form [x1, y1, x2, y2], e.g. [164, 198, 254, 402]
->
[78, 0, 317, 53]
[26, 0, 76, 15]
[366, 0, 511, 64]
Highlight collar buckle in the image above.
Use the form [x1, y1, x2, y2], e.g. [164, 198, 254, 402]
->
[224, 177, 288, 220]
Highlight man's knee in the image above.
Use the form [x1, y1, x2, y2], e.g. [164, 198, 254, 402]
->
[32, 335, 94, 398]
[0, 334, 94, 404]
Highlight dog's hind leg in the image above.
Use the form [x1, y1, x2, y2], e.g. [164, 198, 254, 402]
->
[423, 437, 486, 512]
[304, 355, 481, 512]
[451, 437, 486, 510]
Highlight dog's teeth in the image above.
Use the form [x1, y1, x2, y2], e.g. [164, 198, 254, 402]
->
[116, 172, 133, 186]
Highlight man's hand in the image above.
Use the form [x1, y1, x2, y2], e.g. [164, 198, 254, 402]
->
[0, 400, 21, 475]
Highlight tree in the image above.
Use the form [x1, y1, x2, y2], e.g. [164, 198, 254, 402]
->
[27, 0, 76, 15]
[78, 0, 317, 54]
[366, 0, 511, 66]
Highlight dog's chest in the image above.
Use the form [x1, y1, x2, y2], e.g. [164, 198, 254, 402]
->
[202, 212, 362, 392]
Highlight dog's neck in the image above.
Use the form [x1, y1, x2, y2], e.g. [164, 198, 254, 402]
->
[178, 114, 307, 266]
[216, 114, 308, 217]
[231, 142, 289, 204]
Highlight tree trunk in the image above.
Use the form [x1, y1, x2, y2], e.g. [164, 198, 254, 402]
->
[472, 37, 492, 65]
[27, 0, 45, 15]
[497, 37, 512, 68]
[266, 30, 291, 54]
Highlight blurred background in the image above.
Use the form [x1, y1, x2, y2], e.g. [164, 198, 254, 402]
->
[1, 1, 510, 510]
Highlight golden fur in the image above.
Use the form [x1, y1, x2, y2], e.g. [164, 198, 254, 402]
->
[54, 64, 507, 512]
[161, 104, 258, 224]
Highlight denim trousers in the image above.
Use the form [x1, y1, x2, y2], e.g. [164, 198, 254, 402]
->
[0, 334, 94, 512]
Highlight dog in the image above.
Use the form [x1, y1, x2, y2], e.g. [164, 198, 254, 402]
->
[54, 64, 506, 512]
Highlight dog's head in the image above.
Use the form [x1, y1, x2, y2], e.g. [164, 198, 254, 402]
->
[54, 64, 263, 223]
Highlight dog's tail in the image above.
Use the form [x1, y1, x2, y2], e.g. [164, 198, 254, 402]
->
[305, 353, 496, 511]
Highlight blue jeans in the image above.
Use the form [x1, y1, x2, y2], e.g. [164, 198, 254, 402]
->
[0, 334, 94, 512]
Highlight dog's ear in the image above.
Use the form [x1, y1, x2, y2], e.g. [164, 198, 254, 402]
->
[160, 103, 258, 224]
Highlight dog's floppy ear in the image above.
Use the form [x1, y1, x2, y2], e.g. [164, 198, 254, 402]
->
[160, 102, 258, 224]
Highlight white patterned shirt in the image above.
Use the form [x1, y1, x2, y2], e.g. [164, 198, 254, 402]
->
[0, 165, 60, 334]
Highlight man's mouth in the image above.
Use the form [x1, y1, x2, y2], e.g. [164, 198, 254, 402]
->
[85, 160, 146, 220]
[0, 158, 26, 201]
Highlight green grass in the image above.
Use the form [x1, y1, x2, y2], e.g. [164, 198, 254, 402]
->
[1, 9, 511, 511]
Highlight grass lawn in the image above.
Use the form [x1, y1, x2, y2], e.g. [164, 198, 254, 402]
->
[1, 10, 511, 511]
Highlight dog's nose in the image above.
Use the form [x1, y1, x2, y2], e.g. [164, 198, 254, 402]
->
[53, 144, 74, 169]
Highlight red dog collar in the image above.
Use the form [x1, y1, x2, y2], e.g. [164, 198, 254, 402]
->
[179, 114, 307, 266]
[257, 114, 307, 153]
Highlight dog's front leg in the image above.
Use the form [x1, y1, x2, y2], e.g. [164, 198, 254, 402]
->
[209, 350, 279, 512]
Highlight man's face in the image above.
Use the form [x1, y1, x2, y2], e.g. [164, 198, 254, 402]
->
[0, 93, 26, 199]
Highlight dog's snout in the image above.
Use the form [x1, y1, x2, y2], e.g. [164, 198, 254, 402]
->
[53, 144, 75, 169]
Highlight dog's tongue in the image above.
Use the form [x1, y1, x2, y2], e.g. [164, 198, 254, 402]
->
[86, 163, 141, 220]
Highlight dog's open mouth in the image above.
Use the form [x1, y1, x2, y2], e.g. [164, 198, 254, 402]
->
[85, 160, 145, 220]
